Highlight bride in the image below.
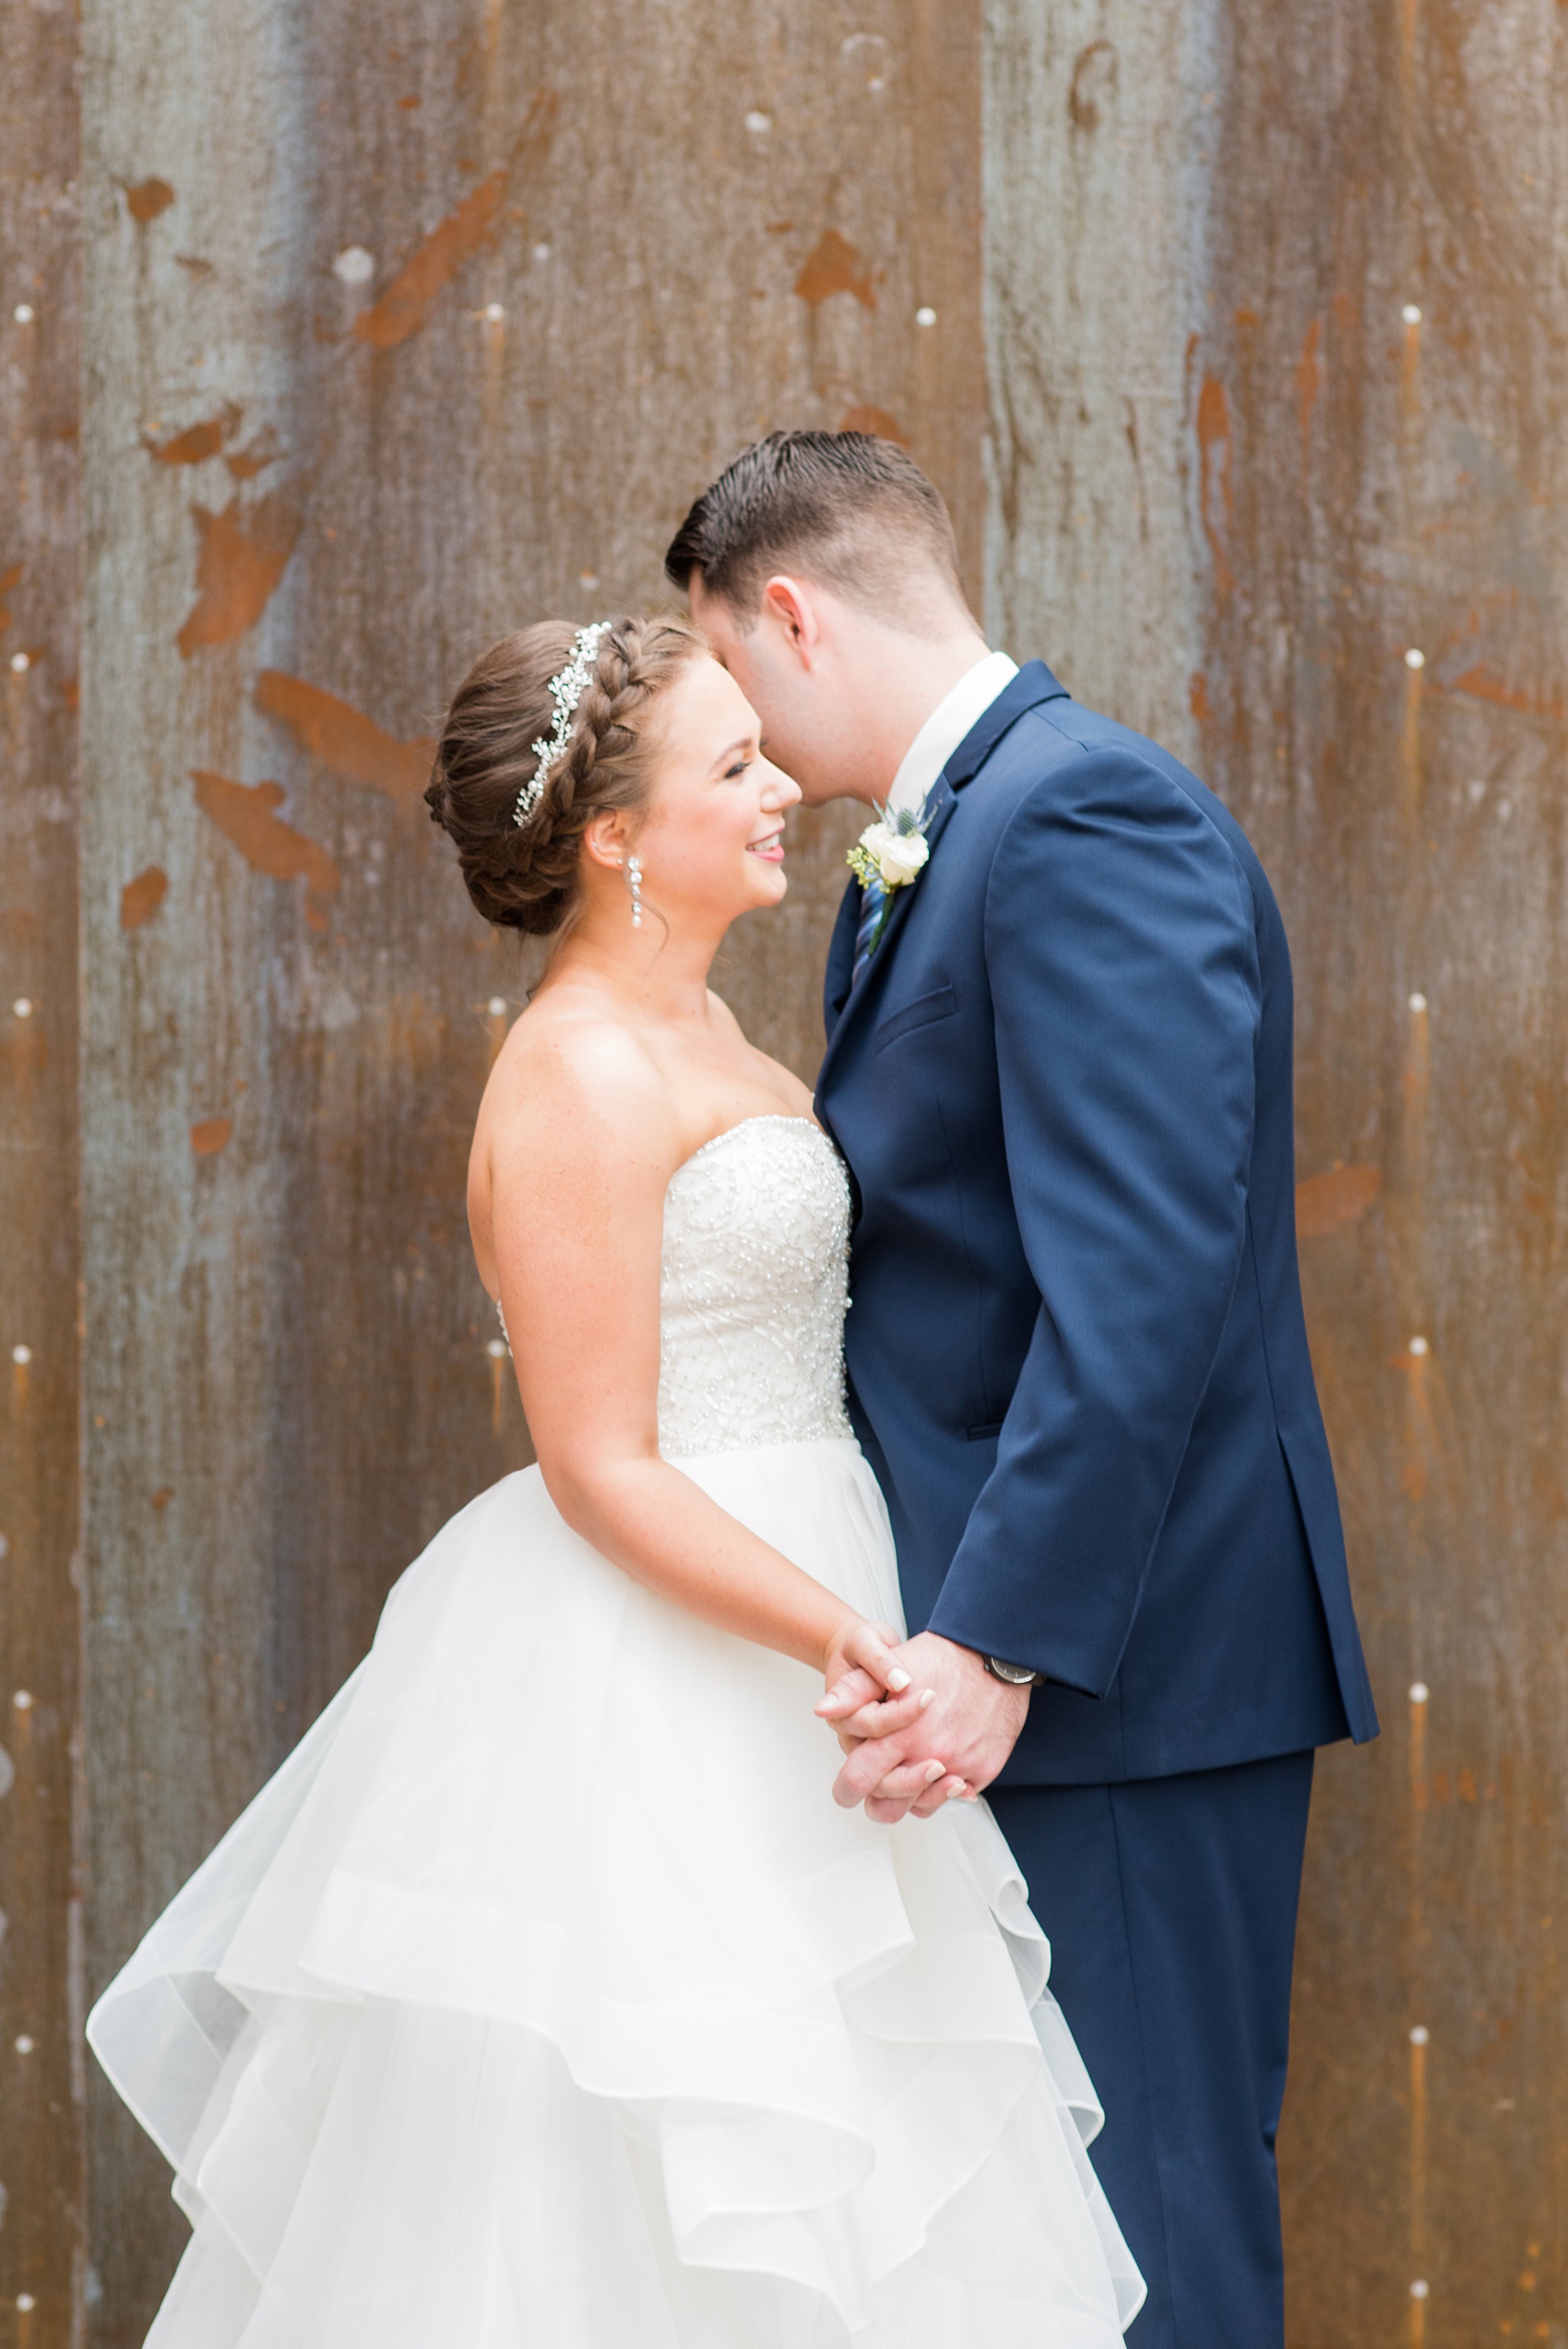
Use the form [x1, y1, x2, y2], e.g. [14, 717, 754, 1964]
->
[88, 615, 1144, 2346]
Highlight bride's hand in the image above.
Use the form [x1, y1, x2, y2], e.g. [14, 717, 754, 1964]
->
[816, 1618, 951, 1757]
[819, 1616, 909, 1704]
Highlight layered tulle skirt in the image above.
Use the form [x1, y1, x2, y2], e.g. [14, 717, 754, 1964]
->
[88, 1437, 1144, 2345]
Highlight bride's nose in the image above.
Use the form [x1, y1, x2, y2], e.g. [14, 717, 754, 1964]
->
[760, 758, 802, 812]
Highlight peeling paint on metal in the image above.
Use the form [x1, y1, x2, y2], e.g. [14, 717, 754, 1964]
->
[192, 770, 340, 929]
[123, 176, 173, 222]
[118, 866, 168, 931]
[176, 497, 303, 658]
[254, 671, 434, 802]
[793, 227, 876, 310]
[350, 90, 557, 351]
[1298, 1163, 1384, 1239]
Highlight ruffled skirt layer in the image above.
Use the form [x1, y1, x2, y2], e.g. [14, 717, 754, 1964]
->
[88, 1438, 1143, 2346]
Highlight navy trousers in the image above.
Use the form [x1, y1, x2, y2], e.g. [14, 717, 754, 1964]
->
[988, 1750, 1314, 2349]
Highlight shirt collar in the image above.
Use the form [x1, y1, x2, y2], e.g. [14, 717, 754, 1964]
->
[885, 648, 1020, 822]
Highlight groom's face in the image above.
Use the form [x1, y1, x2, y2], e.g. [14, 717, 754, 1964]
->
[687, 572, 855, 808]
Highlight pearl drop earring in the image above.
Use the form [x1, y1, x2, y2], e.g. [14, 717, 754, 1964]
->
[626, 855, 644, 929]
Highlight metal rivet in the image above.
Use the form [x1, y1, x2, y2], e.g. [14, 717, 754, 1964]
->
[13, 998, 32, 1017]
[1402, 303, 1423, 326]
[482, 301, 505, 323]
[1408, 991, 1427, 1013]
[12, 1691, 32, 1711]
[17, 2295, 36, 2312]
[486, 996, 507, 1017]
[1409, 2023, 1430, 2046]
[14, 2035, 33, 2055]
[1408, 1335, 1429, 1357]
[579, 571, 599, 589]
[13, 304, 34, 326]
[531, 242, 552, 262]
[1405, 647, 1425, 670]
[1409, 2280, 1429, 2300]
[744, 110, 772, 133]
[332, 245, 375, 285]
[485, 1337, 508, 1360]
[10, 651, 30, 673]
[10, 1345, 31, 1365]
[915, 305, 937, 327]
[1409, 1681, 1430, 1705]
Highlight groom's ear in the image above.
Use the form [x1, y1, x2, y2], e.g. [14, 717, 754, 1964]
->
[760, 575, 821, 667]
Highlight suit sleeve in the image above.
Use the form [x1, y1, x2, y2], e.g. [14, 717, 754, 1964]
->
[926, 748, 1261, 1694]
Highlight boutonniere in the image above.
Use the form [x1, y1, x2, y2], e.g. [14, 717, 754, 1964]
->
[847, 804, 931, 959]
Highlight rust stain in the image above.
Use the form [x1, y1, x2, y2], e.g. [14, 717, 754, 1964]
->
[225, 427, 282, 481]
[149, 1488, 172, 1513]
[1449, 663, 1568, 726]
[1068, 38, 1118, 131]
[189, 1117, 232, 1157]
[1401, 311, 1422, 424]
[0, 560, 22, 632]
[352, 89, 557, 351]
[1392, 1345, 1435, 1501]
[1189, 670, 1212, 724]
[119, 866, 169, 931]
[1195, 374, 1234, 599]
[1400, 659, 1425, 813]
[125, 176, 175, 222]
[837, 404, 909, 444]
[255, 670, 435, 801]
[1297, 1163, 1382, 1237]
[1402, 991, 1430, 1119]
[176, 495, 302, 658]
[354, 168, 507, 348]
[794, 229, 876, 311]
[1294, 317, 1323, 483]
[192, 769, 340, 931]
[146, 407, 240, 466]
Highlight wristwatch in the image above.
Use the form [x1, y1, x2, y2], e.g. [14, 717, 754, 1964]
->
[982, 1655, 1045, 1688]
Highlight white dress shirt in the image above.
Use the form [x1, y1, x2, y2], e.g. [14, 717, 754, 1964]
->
[885, 648, 1020, 822]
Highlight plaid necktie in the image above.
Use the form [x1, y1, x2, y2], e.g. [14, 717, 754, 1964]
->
[850, 872, 887, 991]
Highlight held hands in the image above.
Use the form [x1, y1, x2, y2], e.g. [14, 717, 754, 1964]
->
[816, 1630, 1030, 1824]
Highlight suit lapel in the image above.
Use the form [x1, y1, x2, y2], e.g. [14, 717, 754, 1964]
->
[816, 661, 1070, 1096]
[823, 875, 860, 1037]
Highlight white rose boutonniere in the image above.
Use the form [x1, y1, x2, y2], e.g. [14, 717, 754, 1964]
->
[847, 804, 932, 963]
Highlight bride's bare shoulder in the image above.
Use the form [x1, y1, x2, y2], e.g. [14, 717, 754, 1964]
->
[473, 993, 681, 1202]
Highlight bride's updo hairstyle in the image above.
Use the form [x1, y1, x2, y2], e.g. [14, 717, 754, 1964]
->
[424, 613, 706, 935]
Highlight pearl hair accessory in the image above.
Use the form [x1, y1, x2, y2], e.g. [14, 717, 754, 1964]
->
[627, 854, 645, 928]
[514, 622, 611, 827]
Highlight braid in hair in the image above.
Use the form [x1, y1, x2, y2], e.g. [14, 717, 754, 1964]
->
[424, 613, 706, 936]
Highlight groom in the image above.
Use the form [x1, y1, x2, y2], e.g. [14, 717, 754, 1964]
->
[667, 431, 1377, 2347]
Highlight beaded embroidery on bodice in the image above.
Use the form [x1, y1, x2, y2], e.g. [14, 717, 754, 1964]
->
[656, 1116, 854, 1459]
[493, 1116, 854, 1461]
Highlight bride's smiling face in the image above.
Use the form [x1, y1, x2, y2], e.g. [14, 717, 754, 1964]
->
[619, 655, 801, 930]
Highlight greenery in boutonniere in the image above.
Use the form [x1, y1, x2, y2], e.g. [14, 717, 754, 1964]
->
[848, 803, 932, 894]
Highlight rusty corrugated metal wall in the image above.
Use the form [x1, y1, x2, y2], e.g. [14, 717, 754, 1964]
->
[1, 2, 1562, 2342]
[987, 6, 1568, 2341]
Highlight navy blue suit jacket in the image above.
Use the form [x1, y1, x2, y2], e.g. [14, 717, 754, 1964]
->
[815, 663, 1378, 1785]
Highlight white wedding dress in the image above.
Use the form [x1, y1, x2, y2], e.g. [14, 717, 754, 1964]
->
[89, 1114, 1144, 2348]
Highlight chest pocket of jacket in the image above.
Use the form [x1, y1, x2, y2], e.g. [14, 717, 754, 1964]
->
[873, 982, 958, 1054]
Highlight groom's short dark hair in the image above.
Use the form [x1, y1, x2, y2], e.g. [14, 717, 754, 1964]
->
[664, 430, 966, 628]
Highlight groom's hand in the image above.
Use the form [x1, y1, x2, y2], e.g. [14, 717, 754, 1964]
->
[828, 1632, 1029, 1823]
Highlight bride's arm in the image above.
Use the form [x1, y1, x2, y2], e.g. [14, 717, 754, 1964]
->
[485, 1031, 914, 1697]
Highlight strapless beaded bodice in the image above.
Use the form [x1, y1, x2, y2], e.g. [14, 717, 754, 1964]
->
[656, 1116, 854, 1459]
